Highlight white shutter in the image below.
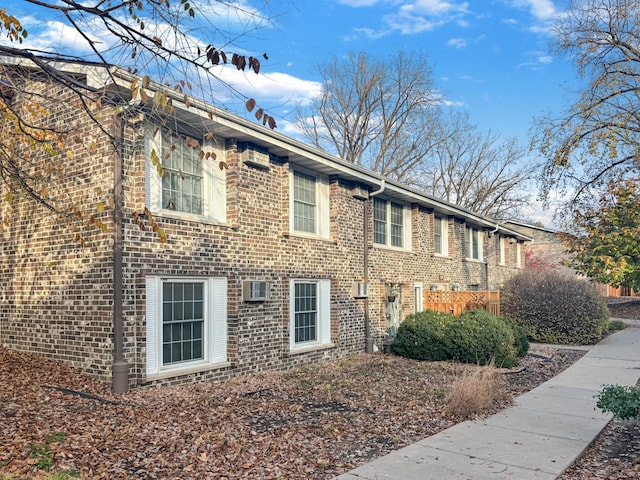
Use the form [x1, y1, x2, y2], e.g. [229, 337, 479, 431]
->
[318, 175, 330, 239]
[478, 231, 484, 261]
[209, 277, 228, 364]
[403, 206, 412, 251]
[319, 279, 331, 344]
[441, 218, 449, 256]
[145, 276, 159, 376]
[146, 127, 162, 213]
[414, 283, 424, 313]
[203, 139, 226, 223]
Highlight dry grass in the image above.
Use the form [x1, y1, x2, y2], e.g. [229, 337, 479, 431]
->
[445, 362, 511, 418]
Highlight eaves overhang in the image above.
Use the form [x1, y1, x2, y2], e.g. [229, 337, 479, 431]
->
[4, 58, 531, 242]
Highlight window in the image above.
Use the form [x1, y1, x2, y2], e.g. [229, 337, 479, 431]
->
[161, 133, 203, 215]
[290, 168, 329, 238]
[147, 128, 226, 222]
[290, 279, 331, 350]
[499, 236, 506, 265]
[373, 198, 387, 245]
[465, 225, 483, 260]
[516, 242, 522, 268]
[434, 215, 448, 256]
[146, 277, 227, 376]
[372, 198, 411, 249]
[293, 170, 316, 233]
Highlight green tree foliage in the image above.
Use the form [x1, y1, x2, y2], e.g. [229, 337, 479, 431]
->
[502, 269, 609, 345]
[564, 179, 640, 289]
[533, 0, 640, 214]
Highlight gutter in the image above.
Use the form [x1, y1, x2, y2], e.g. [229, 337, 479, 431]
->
[363, 180, 386, 354]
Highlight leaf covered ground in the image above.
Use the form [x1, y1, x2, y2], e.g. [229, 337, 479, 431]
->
[0, 345, 583, 480]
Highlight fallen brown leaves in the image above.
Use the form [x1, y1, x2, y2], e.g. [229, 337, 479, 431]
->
[1, 346, 582, 480]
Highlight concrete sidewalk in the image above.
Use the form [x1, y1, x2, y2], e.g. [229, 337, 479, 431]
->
[335, 326, 640, 480]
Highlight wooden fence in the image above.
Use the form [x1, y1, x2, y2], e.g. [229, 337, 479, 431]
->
[424, 290, 500, 317]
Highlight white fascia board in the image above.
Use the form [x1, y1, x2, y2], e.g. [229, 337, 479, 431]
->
[106, 67, 526, 235]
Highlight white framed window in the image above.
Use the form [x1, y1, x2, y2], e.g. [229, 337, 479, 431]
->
[465, 225, 483, 261]
[434, 215, 448, 256]
[373, 198, 412, 249]
[289, 279, 331, 351]
[289, 167, 329, 238]
[146, 276, 227, 376]
[413, 282, 424, 313]
[516, 242, 522, 268]
[146, 127, 226, 222]
[499, 236, 506, 265]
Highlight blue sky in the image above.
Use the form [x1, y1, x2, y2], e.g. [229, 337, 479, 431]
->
[241, 0, 577, 146]
[8, 0, 578, 225]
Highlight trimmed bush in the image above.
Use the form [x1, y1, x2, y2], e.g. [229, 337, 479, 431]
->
[508, 319, 530, 358]
[444, 310, 518, 368]
[391, 310, 451, 361]
[392, 309, 521, 368]
[501, 270, 609, 345]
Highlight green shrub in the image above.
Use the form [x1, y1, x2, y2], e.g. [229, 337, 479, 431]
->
[392, 310, 452, 361]
[501, 270, 609, 345]
[608, 319, 626, 331]
[393, 309, 520, 368]
[596, 384, 640, 420]
[444, 310, 518, 368]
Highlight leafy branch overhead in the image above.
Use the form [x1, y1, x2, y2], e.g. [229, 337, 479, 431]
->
[563, 179, 640, 290]
[533, 0, 640, 214]
[0, 0, 276, 245]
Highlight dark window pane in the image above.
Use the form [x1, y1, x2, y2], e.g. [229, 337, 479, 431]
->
[193, 340, 202, 359]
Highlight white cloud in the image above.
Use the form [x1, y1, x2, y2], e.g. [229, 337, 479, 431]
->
[447, 37, 467, 48]
[339, 0, 470, 37]
[19, 18, 102, 55]
[524, 0, 558, 21]
[509, 0, 563, 35]
[336, 0, 382, 6]
[517, 50, 554, 70]
[388, 1, 470, 34]
[208, 66, 322, 107]
[460, 74, 485, 84]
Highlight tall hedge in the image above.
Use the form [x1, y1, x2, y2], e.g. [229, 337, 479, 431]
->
[501, 270, 609, 345]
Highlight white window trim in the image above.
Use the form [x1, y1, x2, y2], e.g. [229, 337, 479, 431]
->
[413, 282, 424, 314]
[289, 166, 330, 239]
[516, 242, 522, 268]
[499, 236, 506, 265]
[146, 126, 226, 223]
[465, 225, 484, 261]
[373, 198, 412, 251]
[434, 215, 449, 257]
[289, 279, 331, 352]
[146, 276, 228, 377]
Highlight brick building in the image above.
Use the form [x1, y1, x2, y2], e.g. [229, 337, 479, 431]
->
[0, 58, 530, 392]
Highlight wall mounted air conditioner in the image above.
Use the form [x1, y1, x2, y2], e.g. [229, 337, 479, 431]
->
[241, 145, 270, 169]
[352, 282, 369, 299]
[351, 184, 369, 200]
[242, 281, 271, 301]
